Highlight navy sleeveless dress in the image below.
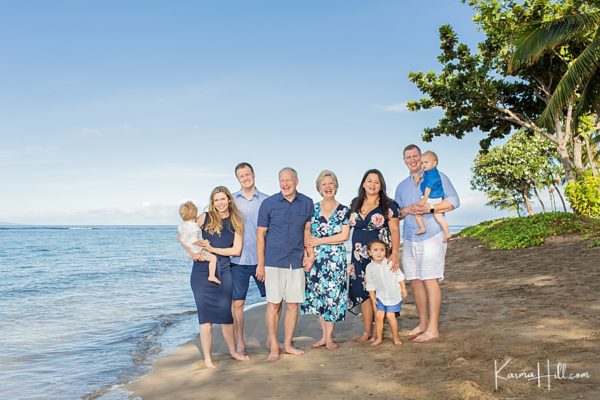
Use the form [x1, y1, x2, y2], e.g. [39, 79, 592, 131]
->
[190, 216, 234, 325]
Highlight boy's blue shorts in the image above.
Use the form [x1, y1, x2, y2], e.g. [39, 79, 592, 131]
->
[376, 298, 402, 313]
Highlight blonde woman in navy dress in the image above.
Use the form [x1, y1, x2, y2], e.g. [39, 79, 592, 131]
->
[189, 186, 249, 368]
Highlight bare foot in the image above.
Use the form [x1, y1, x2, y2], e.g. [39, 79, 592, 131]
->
[354, 333, 370, 343]
[230, 352, 249, 361]
[267, 348, 280, 362]
[204, 359, 216, 368]
[312, 339, 326, 348]
[236, 345, 246, 355]
[413, 332, 439, 343]
[394, 338, 403, 346]
[208, 276, 221, 284]
[405, 327, 425, 340]
[265, 340, 284, 351]
[370, 338, 382, 346]
[325, 340, 338, 350]
[283, 345, 304, 356]
[415, 229, 426, 235]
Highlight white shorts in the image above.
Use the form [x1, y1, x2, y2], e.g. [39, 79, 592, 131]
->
[265, 266, 306, 304]
[421, 197, 442, 205]
[402, 232, 446, 281]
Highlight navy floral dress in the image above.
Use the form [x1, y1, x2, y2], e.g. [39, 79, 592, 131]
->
[348, 199, 399, 310]
[301, 202, 349, 323]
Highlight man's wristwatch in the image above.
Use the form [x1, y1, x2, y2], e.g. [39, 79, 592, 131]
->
[429, 206, 435, 214]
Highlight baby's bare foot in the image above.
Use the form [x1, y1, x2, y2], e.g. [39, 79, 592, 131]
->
[208, 276, 221, 284]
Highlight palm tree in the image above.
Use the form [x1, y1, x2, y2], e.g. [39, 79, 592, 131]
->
[509, 12, 600, 129]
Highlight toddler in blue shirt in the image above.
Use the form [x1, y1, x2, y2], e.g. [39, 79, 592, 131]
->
[416, 151, 451, 242]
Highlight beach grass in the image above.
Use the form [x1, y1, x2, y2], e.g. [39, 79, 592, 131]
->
[458, 212, 600, 249]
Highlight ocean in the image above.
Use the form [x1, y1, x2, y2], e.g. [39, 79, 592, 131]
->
[0, 224, 466, 400]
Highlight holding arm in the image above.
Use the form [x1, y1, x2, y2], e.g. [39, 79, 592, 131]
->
[305, 225, 350, 247]
[389, 216, 400, 271]
[197, 233, 242, 257]
[303, 222, 316, 271]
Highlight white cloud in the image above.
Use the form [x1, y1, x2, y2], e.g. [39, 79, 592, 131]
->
[381, 102, 408, 113]
[76, 127, 105, 138]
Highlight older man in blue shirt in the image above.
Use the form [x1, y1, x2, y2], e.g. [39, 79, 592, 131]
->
[256, 167, 314, 361]
[231, 162, 269, 355]
[395, 144, 460, 343]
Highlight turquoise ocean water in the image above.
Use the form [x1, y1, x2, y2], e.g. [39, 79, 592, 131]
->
[0, 224, 466, 399]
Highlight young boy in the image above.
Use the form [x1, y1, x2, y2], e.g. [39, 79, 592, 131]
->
[415, 150, 452, 242]
[365, 239, 408, 346]
[178, 201, 220, 284]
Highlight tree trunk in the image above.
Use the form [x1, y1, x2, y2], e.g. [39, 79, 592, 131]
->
[522, 191, 534, 216]
[548, 188, 556, 212]
[583, 135, 599, 176]
[573, 136, 584, 176]
[552, 182, 568, 212]
[532, 184, 546, 212]
[557, 144, 576, 183]
[513, 197, 522, 217]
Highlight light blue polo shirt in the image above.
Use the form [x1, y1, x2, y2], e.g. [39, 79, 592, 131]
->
[231, 188, 269, 265]
[395, 170, 460, 242]
[257, 192, 313, 269]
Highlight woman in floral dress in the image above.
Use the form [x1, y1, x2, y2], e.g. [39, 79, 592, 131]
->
[348, 169, 400, 343]
[302, 170, 350, 350]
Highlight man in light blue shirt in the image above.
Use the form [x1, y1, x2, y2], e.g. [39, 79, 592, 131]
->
[395, 144, 460, 343]
[231, 162, 269, 355]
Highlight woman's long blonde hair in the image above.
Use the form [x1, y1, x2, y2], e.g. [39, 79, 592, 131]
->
[204, 186, 244, 236]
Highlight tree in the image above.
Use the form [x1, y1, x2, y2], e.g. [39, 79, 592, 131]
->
[471, 130, 558, 215]
[408, 0, 600, 183]
[510, 11, 600, 131]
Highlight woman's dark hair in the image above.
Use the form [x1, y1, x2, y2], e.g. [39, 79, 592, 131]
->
[351, 169, 393, 219]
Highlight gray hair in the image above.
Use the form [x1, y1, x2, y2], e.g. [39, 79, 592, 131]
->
[278, 167, 298, 179]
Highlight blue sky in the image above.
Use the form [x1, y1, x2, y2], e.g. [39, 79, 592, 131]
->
[1, 0, 517, 225]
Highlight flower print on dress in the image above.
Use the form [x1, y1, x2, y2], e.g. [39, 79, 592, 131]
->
[353, 242, 369, 261]
[349, 212, 359, 227]
[348, 197, 400, 312]
[301, 202, 350, 323]
[370, 213, 385, 229]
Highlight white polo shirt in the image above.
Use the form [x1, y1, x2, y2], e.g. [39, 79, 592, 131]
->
[365, 258, 406, 306]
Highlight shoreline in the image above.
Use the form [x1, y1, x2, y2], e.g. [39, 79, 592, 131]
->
[125, 236, 600, 400]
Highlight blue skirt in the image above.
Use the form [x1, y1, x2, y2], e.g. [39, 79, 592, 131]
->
[190, 260, 233, 324]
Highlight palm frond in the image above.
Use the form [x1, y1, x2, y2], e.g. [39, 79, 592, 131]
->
[509, 12, 600, 72]
[539, 30, 600, 129]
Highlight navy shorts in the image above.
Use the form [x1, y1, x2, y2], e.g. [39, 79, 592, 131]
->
[375, 298, 402, 313]
[231, 263, 266, 301]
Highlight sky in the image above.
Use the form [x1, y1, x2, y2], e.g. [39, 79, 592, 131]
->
[1, 0, 520, 226]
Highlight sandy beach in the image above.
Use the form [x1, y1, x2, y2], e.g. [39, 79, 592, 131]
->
[127, 236, 600, 400]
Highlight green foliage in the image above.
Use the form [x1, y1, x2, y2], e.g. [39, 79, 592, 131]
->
[459, 212, 600, 249]
[510, 11, 600, 128]
[409, 0, 600, 182]
[471, 130, 556, 214]
[564, 171, 600, 218]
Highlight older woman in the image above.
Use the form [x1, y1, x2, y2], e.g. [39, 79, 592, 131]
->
[302, 170, 350, 350]
[348, 169, 400, 343]
[185, 186, 249, 368]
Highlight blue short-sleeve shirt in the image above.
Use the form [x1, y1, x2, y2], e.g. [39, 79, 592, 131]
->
[257, 192, 314, 269]
[421, 167, 445, 199]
